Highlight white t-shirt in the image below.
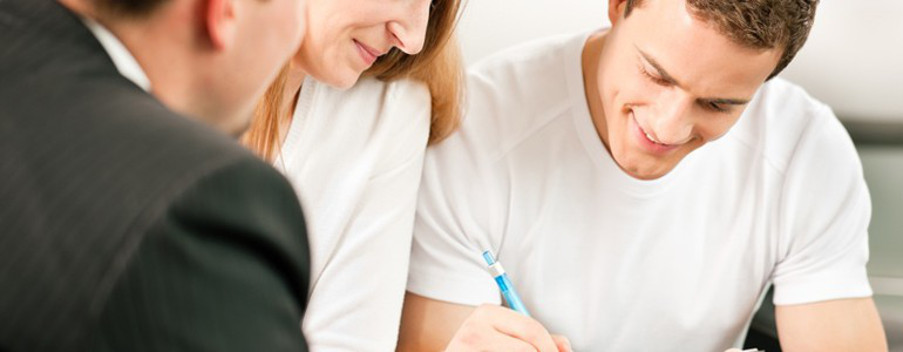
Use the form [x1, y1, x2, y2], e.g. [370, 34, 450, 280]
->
[277, 77, 431, 351]
[407, 30, 873, 351]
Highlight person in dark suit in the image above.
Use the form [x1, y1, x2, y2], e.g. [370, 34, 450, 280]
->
[0, 0, 310, 351]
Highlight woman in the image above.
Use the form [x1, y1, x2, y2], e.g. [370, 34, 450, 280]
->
[241, 0, 463, 350]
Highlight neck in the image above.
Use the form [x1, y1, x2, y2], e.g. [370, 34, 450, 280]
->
[582, 30, 611, 152]
[111, 18, 243, 132]
[60, 0, 244, 135]
[278, 66, 307, 145]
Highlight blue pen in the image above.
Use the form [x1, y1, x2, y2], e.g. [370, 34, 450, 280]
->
[482, 250, 531, 317]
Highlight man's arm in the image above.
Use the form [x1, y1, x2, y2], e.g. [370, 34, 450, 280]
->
[87, 158, 310, 352]
[398, 292, 475, 351]
[776, 297, 887, 352]
[397, 292, 570, 352]
[770, 104, 886, 351]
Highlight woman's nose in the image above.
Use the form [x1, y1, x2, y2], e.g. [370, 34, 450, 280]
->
[386, 0, 430, 54]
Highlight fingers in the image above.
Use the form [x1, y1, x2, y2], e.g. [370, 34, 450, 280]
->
[551, 334, 572, 352]
[483, 333, 541, 352]
[446, 304, 562, 352]
[482, 304, 559, 352]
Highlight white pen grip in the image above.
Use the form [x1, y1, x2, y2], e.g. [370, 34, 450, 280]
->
[488, 262, 506, 277]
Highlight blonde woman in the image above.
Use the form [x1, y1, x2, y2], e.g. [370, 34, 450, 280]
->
[241, 0, 463, 350]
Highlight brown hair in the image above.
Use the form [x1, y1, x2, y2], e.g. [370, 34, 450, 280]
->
[91, 0, 169, 16]
[242, 0, 465, 162]
[625, 0, 819, 79]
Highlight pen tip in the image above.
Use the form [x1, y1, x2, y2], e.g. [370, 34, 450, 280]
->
[482, 250, 495, 265]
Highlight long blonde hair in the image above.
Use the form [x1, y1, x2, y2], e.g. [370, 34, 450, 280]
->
[241, 0, 465, 162]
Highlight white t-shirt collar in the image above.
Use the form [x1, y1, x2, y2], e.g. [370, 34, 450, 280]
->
[80, 17, 152, 92]
[568, 28, 694, 197]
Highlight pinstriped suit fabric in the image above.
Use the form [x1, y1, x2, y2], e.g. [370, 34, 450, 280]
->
[0, 1, 311, 351]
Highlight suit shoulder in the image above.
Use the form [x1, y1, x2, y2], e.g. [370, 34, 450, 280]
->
[166, 155, 308, 263]
[88, 155, 310, 352]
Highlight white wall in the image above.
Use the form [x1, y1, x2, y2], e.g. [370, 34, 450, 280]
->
[780, 1, 903, 121]
[457, 1, 903, 121]
[457, 0, 608, 64]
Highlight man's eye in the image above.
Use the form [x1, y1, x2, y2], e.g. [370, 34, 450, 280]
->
[640, 66, 670, 86]
[705, 101, 729, 113]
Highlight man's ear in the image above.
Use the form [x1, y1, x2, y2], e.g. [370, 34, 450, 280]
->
[58, 0, 98, 20]
[608, 0, 628, 27]
[204, 0, 237, 50]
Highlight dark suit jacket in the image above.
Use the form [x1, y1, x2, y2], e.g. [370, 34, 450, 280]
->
[0, 0, 311, 351]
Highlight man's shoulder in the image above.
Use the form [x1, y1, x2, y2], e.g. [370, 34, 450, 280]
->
[70, 79, 258, 174]
[753, 77, 828, 114]
[0, 70, 298, 347]
[729, 77, 848, 174]
[80, 132, 309, 352]
[91, 86, 286, 218]
[469, 31, 592, 77]
[451, 31, 594, 159]
[467, 31, 590, 103]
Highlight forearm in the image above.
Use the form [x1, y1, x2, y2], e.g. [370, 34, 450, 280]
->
[776, 297, 887, 352]
[397, 292, 475, 352]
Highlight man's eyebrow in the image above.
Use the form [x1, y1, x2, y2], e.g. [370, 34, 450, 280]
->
[637, 47, 681, 86]
[637, 46, 751, 106]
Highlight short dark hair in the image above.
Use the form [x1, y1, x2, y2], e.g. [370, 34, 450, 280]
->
[624, 0, 819, 79]
[92, 0, 170, 17]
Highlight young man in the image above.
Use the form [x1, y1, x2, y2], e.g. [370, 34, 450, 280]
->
[398, 0, 888, 351]
[0, 0, 309, 350]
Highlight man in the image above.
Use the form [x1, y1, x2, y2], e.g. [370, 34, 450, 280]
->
[0, 0, 309, 350]
[398, 0, 888, 351]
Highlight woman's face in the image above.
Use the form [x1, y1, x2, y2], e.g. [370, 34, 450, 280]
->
[295, 0, 432, 89]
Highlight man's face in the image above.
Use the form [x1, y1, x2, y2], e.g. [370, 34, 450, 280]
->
[594, 0, 781, 180]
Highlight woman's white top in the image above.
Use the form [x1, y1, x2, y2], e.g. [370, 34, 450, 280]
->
[276, 77, 431, 351]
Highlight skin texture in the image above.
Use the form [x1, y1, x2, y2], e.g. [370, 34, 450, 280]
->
[397, 293, 571, 352]
[398, 0, 889, 350]
[272, 0, 432, 151]
[60, 0, 307, 135]
[585, 0, 778, 180]
[293, 0, 431, 89]
[776, 298, 887, 352]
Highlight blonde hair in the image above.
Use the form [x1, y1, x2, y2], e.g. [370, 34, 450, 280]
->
[242, 0, 465, 162]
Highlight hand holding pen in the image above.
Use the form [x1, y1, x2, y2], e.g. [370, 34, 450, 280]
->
[443, 250, 572, 352]
[483, 250, 531, 316]
[446, 251, 762, 352]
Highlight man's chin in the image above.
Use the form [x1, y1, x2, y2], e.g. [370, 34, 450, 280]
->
[614, 147, 690, 181]
[620, 160, 677, 181]
[626, 169, 670, 181]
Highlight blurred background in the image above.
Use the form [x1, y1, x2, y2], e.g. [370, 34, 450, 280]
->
[455, 1, 903, 350]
